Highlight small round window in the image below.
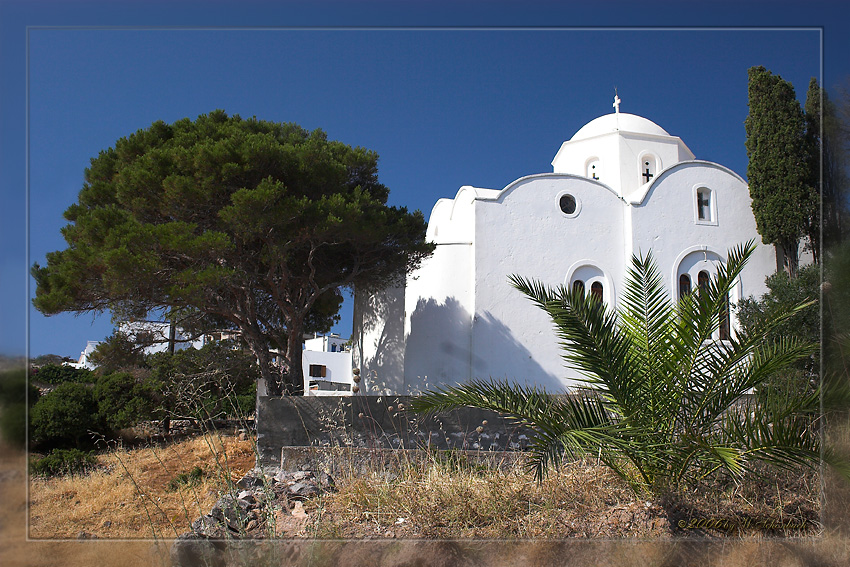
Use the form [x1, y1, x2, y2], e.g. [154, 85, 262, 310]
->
[559, 194, 577, 215]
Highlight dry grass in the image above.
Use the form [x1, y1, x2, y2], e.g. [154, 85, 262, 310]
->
[13, 433, 850, 566]
[306, 454, 820, 540]
[28, 433, 255, 539]
[310, 457, 651, 539]
[26, 436, 823, 542]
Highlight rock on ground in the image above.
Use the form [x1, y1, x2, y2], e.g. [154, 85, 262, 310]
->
[170, 468, 335, 567]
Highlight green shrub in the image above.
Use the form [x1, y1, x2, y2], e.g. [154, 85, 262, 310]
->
[30, 382, 103, 450]
[736, 264, 820, 348]
[0, 404, 28, 448]
[148, 341, 259, 420]
[167, 466, 206, 491]
[31, 363, 93, 385]
[93, 371, 160, 431]
[0, 368, 40, 447]
[30, 448, 98, 477]
[232, 383, 257, 418]
[736, 264, 820, 399]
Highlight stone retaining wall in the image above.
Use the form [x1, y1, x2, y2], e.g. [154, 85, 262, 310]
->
[255, 395, 534, 468]
[273, 445, 527, 476]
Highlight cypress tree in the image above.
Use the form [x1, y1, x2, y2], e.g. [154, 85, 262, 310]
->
[807, 78, 850, 256]
[745, 66, 818, 276]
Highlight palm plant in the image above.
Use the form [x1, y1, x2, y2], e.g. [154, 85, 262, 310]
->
[411, 241, 846, 495]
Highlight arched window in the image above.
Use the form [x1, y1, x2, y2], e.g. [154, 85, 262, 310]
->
[573, 280, 585, 296]
[719, 293, 730, 340]
[568, 265, 609, 305]
[590, 282, 603, 302]
[698, 270, 710, 292]
[676, 250, 737, 341]
[679, 274, 692, 299]
[640, 154, 658, 185]
[585, 157, 601, 180]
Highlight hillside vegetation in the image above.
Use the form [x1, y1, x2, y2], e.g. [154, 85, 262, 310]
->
[26, 433, 820, 541]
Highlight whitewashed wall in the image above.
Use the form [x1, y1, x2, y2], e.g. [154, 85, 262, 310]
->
[352, 285, 406, 395]
[352, 111, 780, 395]
[402, 187, 477, 393]
[629, 161, 775, 313]
[470, 174, 626, 390]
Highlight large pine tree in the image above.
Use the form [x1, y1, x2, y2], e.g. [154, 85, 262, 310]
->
[745, 66, 818, 276]
[32, 111, 434, 395]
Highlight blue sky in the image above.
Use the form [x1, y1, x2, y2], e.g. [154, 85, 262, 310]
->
[1, 1, 848, 359]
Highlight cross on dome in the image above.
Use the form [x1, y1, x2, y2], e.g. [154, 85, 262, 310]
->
[613, 93, 621, 115]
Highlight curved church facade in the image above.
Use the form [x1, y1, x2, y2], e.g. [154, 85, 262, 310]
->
[352, 105, 776, 395]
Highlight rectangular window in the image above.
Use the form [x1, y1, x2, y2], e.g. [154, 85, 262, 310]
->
[308, 364, 327, 378]
[697, 188, 711, 221]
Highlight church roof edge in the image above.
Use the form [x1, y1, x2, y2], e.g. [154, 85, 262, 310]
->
[570, 112, 670, 141]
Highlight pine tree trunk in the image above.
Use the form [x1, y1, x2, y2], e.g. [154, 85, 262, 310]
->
[776, 241, 800, 278]
[241, 333, 280, 396]
[283, 322, 305, 396]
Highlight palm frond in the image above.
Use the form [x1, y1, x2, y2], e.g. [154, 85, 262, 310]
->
[413, 241, 835, 492]
[717, 391, 825, 476]
[409, 377, 631, 481]
[510, 275, 645, 418]
[409, 377, 557, 426]
[523, 393, 629, 481]
[619, 250, 680, 431]
[670, 241, 757, 387]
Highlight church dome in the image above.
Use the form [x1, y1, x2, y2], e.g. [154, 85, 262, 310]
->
[570, 113, 670, 141]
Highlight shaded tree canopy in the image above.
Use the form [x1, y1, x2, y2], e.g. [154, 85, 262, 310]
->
[87, 330, 149, 373]
[32, 110, 433, 394]
[745, 66, 819, 276]
[808, 78, 850, 254]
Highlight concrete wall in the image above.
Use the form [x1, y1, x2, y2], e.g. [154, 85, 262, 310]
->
[255, 395, 535, 468]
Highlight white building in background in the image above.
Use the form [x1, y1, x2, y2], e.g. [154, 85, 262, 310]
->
[302, 333, 353, 395]
[352, 99, 777, 395]
[304, 333, 349, 353]
[68, 322, 356, 396]
[65, 340, 102, 370]
[119, 320, 205, 355]
[68, 321, 208, 369]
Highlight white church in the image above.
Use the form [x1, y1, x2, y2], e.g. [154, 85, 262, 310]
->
[351, 98, 779, 395]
